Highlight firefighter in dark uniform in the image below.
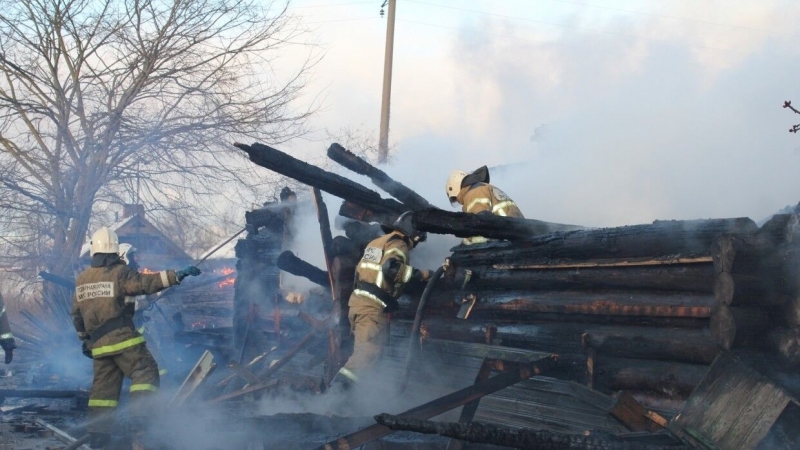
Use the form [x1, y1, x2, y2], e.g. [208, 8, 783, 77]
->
[336, 212, 429, 384]
[0, 293, 16, 364]
[71, 227, 201, 448]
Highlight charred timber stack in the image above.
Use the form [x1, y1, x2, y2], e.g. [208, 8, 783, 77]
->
[232, 197, 297, 360]
[233, 141, 793, 410]
[403, 218, 777, 407]
[711, 213, 800, 364]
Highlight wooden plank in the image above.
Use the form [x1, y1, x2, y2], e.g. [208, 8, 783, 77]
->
[701, 370, 761, 442]
[670, 353, 795, 450]
[169, 350, 216, 407]
[209, 380, 280, 403]
[423, 339, 555, 364]
[740, 391, 790, 449]
[34, 419, 91, 450]
[719, 384, 789, 449]
[227, 362, 261, 386]
[675, 355, 743, 428]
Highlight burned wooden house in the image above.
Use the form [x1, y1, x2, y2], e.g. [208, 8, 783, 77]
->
[207, 141, 800, 449]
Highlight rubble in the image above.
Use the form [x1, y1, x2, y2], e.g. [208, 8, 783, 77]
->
[7, 138, 800, 449]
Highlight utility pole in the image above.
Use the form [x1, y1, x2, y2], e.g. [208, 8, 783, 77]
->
[377, 0, 396, 164]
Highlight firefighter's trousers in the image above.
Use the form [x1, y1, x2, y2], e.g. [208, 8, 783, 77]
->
[87, 343, 160, 435]
[339, 303, 388, 382]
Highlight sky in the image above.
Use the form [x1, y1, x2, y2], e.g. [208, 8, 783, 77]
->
[263, 0, 800, 228]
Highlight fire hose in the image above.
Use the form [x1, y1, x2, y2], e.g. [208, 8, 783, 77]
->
[398, 259, 448, 393]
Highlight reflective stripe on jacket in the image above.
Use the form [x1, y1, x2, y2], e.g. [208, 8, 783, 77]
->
[350, 232, 415, 310]
[457, 183, 524, 218]
[71, 263, 178, 357]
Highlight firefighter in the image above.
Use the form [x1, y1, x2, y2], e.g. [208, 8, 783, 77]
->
[445, 165, 524, 244]
[71, 227, 201, 448]
[0, 293, 16, 364]
[336, 212, 430, 384]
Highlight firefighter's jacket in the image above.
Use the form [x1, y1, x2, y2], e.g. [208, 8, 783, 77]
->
[457, 182, 524, 218]
[71, 259, 178, 358]
[0, 293, 14, 343]
[351, 231, 420, 312]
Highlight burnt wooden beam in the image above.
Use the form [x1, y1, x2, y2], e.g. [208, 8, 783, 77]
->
[458, 290, 716, 319]
[276, 251, 329, 288]
[583, 327, 719, 365]
[235, 142, 405, 216]
[373, 414, 688, 450]
[458, 263, 716, 294]
[338, 200, 399, 225]
[710, 304, 771, 349]
[0, 389, 87, 399]
[327, 143, 433, 210]
[450, 217, 758, 265]
[255, 330, 320, 381]
[315, 355, 558, 450]
[413, 208, 583, 241]
[310, 188, 344, 385]
[594, 357, 708, 398]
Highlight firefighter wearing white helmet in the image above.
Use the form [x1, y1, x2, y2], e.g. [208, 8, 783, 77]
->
[445, 166, 524, 244]
[336, 212, 431, 385]
[71, 227, 202, 448]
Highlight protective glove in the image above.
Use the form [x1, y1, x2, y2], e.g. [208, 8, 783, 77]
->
[81, 340, 93, 360]
[413, 268, 432, 283]
[0, 338, 15, 364]
[176, 265, 202, 282]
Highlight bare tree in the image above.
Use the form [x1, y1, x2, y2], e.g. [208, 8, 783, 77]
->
[0, 0, 317, 292]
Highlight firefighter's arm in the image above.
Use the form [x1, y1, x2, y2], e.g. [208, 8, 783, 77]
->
[380, 241, 429, 284]
[120, 266, 180, 296]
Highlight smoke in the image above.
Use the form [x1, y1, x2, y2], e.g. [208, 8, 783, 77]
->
[286, 1, 800, 229]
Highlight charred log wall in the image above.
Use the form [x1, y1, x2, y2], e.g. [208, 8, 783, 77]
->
[397, 216, 793, 408]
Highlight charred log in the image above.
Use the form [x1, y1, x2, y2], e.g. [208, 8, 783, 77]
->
[449, 218, 757, 265]
[418, 319, 716, 363]
[327, 143, 433, 210]
[276, 251, 329, 288]
[583, 327, 718, 364]
[340, 218, 383, 247]
[338, 200, 399, 225]
[594, 357, 707, 398]
[455, 290, 716, 319]
[413, 208, 583, 241]
[236, 142, 405, 216]
[756, 213, 800, 246]
[245, 207, 286, 233]
[373, 414, 688, 450]
[457, 264, 716, 293]
[710, 304, 771, 349]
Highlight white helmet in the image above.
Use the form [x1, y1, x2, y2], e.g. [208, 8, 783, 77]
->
[445, 170, 467, 203]
[90, 227, 119, 255]
[118, 243, 136, 265]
